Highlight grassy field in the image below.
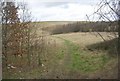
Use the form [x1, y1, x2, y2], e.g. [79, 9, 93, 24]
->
[48, 32, 118, 79]
[2, 21, 118, 79]
[3, 32, 118, 79]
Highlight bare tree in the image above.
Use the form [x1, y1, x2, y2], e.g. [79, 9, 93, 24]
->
[117, 1, 120, 57]
[88, 0, 119, 50]
[18, 1, 32, 66]
[91, 0, 120, 79]
[117, 1, 120, 79]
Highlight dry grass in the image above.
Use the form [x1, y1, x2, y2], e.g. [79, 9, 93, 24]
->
[32, 21, 75, 28]
[53, 32, 117, 47]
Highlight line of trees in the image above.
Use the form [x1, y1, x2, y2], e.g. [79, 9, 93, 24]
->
[43, 21, 118, 35]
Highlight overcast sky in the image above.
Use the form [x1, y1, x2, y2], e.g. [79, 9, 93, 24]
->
[18, 0, 100, 21]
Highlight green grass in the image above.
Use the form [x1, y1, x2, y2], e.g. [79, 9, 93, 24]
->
[57, 49, 65, 60]
[56, 36, 111, 73]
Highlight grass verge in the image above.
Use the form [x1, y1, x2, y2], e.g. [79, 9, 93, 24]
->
[55, 36, 112, 73]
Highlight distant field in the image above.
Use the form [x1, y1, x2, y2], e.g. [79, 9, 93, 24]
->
[32, 21, 75, 28]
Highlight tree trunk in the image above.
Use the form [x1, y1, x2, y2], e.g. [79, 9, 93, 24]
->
[27, 26, 30, 66]
[118, 19, 120, 80]
[118, 1, 120, 79]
